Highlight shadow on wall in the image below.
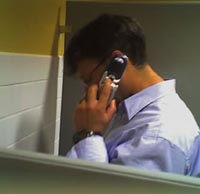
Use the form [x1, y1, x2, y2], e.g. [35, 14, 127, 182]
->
[15, 8, 62, 154]
[39, 58, 59, 153]
[40, 6, 62, 153]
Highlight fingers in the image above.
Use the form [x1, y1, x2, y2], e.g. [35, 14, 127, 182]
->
[79, 84, 98, 104]
[75, 82, 117, 133]
[78, 79, 113, 108]
[99, 78, 112, 105]
[106, 99, 117, 118]
[86, 84, 98, 102]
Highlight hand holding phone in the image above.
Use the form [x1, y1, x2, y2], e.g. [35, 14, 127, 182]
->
[74, 53, 127, 133]
[99, 54, 128, 105]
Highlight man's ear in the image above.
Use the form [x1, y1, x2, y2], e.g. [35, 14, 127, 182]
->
[111, 50, 123, 56]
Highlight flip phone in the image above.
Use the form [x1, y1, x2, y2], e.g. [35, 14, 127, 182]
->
[99, 54, 128, 105]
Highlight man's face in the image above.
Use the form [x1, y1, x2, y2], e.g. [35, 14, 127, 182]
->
[76, 58, 124, 104]
[77, 58, 106, 87]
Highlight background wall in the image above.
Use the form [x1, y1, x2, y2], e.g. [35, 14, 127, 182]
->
[0, 0, 65, 55]
[0, 0, 66, 155]
[60, 1, 200, 155]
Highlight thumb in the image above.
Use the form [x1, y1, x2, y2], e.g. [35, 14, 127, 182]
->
[106, 99, 117, 118]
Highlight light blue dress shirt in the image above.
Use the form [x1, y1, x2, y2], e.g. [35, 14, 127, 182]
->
[67, 80, 200, 176]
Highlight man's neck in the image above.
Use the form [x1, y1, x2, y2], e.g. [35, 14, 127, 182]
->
[132, 64, 164, 93]
[118, 64, 164, 102]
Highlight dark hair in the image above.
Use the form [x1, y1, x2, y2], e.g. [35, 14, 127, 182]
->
[64, 14, 147, 75]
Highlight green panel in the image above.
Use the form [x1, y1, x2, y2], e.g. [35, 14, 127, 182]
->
[0, 149, 200, 194]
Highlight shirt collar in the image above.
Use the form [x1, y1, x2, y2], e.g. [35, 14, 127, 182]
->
[120, 79, 176, 121]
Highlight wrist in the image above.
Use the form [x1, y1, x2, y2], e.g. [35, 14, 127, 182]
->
[73, 130, 102, 144]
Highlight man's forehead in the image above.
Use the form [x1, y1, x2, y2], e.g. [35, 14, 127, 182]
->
[77, 59, 98, 72]
[76, 58, 98, 77]
[78, 58, 98, 66]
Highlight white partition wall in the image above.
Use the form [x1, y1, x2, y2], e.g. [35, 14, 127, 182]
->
[0, 53, 63, 155]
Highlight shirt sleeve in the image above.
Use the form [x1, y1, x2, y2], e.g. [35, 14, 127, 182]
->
[66, 135, 109, 163]
[109, 135, 187, 174]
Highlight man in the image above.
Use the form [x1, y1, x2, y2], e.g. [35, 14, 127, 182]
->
[64, 14, 200, 176]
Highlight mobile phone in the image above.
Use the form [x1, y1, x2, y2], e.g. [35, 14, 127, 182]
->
[99, 54, 128, 105]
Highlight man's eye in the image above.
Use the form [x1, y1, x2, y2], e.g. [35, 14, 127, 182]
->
[83, 79, 90, 86]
